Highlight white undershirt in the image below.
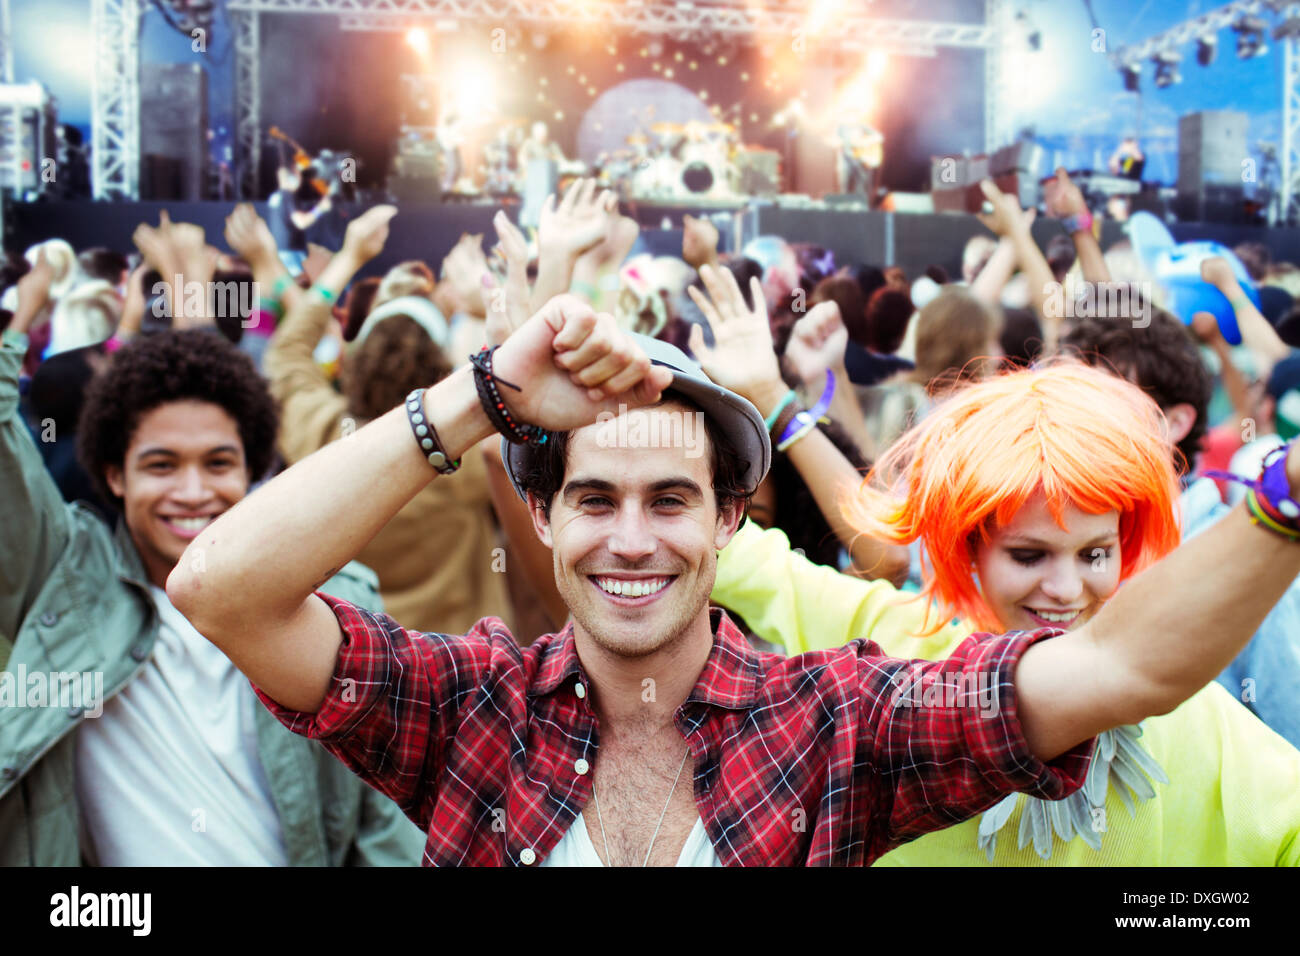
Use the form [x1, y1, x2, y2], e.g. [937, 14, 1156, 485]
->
[74, 585, 288, 866]
[539, 813, 723, 867]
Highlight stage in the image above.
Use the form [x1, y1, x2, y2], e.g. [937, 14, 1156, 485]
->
[7, 198, 1297, 287]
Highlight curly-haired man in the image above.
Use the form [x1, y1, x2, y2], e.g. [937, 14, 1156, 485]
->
[0, 257, 422, 865]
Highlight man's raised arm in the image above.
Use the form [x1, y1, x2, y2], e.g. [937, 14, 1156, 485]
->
[166, 295, 672, 713]
[1016, 444, 1300, 759]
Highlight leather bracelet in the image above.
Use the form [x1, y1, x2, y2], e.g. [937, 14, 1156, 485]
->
[405, 388, 461, 475]
[469, 345, 549, 446]
[770, 398, 803, 448]
[763, 389, 798, 432]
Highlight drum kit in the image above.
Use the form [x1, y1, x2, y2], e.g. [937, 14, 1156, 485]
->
[597, 119, 742, 201]
[419, 113, 744, 202]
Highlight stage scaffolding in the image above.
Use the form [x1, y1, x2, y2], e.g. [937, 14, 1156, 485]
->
[88, 0, 1013, 201]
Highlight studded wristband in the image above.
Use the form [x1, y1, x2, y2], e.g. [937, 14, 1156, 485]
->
[404, 388, 461, 475]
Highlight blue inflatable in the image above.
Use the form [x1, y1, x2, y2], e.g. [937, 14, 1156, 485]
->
[1127, 212, 1260, 346]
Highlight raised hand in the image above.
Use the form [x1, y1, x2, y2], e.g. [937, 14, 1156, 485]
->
[976, 179, 1036, 239]
[442, 232, 492, 317]
[9, 249, 57, 334]
[116, 262, 151, 340]
[1042, 167, 1088, 220]
[134, 211, 218, 282]
[492, 294, 674, 432]
[682, 214, 720, 270]
[538, 178, 616, 259]
[686, 263, 786, 415]
[340, 204, 397, 266]
[485, 209, 531, 346]
[1200, 255, 1239, 292]
[1189, 310, 1224, 345]
[223, 203, 280, 271]
[784, 300, 848, 387]
[133, 211, 220, 327]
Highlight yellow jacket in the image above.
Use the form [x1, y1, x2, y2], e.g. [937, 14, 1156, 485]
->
[712, 519, 1300, 865]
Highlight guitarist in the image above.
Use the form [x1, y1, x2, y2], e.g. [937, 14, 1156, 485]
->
[836, 119, 883, 202]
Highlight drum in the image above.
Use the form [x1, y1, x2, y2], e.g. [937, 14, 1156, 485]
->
[679, 141, 729, 196]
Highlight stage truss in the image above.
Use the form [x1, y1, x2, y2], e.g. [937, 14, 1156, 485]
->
[1110, 0, 1300, 225]
[91, 0, 140, 201]
[95, 0, 1007, 200]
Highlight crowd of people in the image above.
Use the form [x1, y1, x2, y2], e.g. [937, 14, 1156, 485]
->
[3, 161, 1300, 867]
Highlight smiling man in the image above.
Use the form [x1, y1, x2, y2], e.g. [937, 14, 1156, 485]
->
[164, 269, 1300, 866]
[1, 267, 423, 865]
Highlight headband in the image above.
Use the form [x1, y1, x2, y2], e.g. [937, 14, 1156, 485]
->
[352, 296, 450, 350]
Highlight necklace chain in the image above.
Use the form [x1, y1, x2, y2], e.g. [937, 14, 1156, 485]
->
[590, 747, 691, 867]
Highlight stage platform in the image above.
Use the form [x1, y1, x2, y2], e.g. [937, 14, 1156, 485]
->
[7, 198, 1297, 289]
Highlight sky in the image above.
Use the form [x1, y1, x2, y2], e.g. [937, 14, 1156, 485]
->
[9, 0, 1285, 190]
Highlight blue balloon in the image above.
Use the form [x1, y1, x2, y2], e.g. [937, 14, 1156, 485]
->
[1127, 212, 1260, 346]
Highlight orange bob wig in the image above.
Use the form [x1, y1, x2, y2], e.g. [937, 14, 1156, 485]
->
[844, 360, 1184, 634]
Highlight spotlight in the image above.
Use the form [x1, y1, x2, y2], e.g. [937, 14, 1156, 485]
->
[1121, 61, 1141, 92]
[1014, 11, 1042, 52]
[1234, 15, 1268, 58]
[405, 27, 430, 55]
[1153, 52, 1182, 88]
[1196, 35, 1217, 66]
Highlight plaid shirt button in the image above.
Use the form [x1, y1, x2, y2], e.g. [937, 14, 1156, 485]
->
[574, 758, 590, 775]
[574, 682, 586, 699]
[519, 848, 536, 865]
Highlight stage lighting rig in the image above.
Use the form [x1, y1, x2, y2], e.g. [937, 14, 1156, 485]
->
[1153, 51, 1182, 88]
[1120, 61, 1141, 92]
[1234, 15, 1269, 58]
[1196, 34, 1217, 65]
[1013, 10, 1042, 52]
[1274, 7, 1300, 42]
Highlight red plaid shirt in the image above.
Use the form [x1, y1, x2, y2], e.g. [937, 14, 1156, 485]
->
[255, 595, 1093, 866]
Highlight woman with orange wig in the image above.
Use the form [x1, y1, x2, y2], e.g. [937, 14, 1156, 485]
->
[711, 359, 1300, 865]
[845, 359, 1183, 638]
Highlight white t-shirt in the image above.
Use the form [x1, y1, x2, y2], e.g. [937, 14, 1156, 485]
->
[75, 586, 289, 866]
[539, 813, 723, 867]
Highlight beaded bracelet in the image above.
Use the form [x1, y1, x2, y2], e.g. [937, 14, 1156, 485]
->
[468, 345, 549, 446]
[311, 285, 337, 305]
[1245, 487, 1300, 541]
[405, 389, 461, 475]
[1205, 443, 1300, 543]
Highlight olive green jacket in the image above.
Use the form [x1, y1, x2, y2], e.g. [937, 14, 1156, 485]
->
[0, 330, 424, 865]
